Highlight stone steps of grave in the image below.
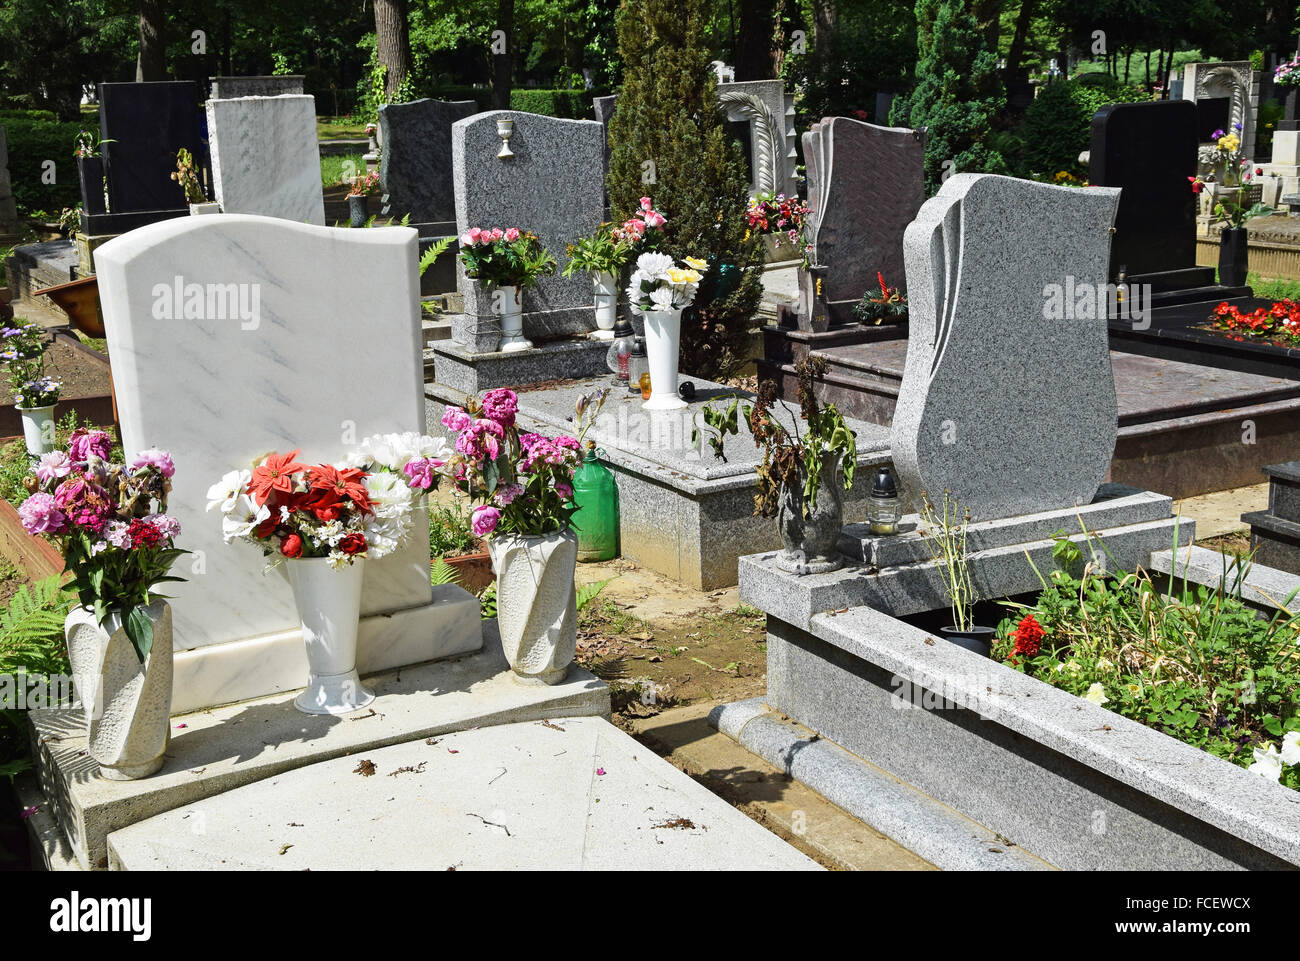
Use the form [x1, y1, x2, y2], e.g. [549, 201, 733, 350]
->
[102, 715, 821, 871]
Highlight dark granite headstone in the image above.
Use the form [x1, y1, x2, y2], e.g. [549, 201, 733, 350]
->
[593, 94, 617, 193]
[98, 81, 204, 214]
[378, 98, 478, 224]
[208, 75, 305, 99]
[1090, 100, 1201, 279]
[802, 117, 925, 325]
[1196, 97, 1231, 140]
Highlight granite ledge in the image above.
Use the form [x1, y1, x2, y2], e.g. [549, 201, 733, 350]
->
[1150, 545, 1300, 611]
[803, 604, 1300, 866]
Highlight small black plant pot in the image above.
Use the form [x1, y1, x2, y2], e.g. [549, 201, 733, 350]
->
[348, 194, 368, 228]
[940, 626, 996, 657]
[1218, 227, 1249, 288]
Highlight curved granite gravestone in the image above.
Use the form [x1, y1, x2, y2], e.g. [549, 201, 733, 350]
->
[378, 98, 478, 224]
[803, 117, 925, 318]
[891, 174, 1121, 521]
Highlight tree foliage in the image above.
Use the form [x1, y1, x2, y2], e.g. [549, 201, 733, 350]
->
[607, 0, 763, 380]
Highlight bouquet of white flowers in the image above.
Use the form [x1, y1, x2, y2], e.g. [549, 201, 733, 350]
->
[625, 251, 709, 313]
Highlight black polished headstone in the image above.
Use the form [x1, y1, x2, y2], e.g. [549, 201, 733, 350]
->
[1090, 100, 1200, 279]
[378, 98, 478, 223]
[1196, 97, 1230, 140]
[98, 82, 203, 214]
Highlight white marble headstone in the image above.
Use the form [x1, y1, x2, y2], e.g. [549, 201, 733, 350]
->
[206, 95, 325, 225]
[891, 174, 1122, 521]
[95, 215, 480, 712]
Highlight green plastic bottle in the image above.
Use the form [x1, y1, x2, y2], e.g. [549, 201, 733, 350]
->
[571, 446, 618, 562]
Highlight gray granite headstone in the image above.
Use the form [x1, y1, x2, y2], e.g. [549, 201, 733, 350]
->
[209, 76, 305, 99]
[593, 95, 617, 192]
[891, 174, 1121, 521]
[803, 117, 925, 317]
[379, 99, 478, 224]
[206, 95, 324, 225]
[452, 110, 604, 343]
[0, 124, 17, 235]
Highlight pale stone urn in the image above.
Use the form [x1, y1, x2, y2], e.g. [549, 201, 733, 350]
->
[488, 529, 578, 684]
[776, 451, 846, 574]
[64, 600, 174, 780]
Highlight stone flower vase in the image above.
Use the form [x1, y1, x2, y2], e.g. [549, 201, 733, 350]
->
[776, 451, 846, 574]
[64, 601, 173, 780]
[1218, 227, 1249, 287]
[591, 271, 617, 339]
[17, 404, 56, 457]
[497, 284, 533, 353]
[641, 307, 687, 410]
[488, 529, 578, 685]
[348, 194, 368, 228]
[188, 201, 220, 216]
[285, 557, 374, 715]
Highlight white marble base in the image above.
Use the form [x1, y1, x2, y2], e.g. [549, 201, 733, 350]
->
[588, 329, 614, 340]
[170, 585, 482, 714]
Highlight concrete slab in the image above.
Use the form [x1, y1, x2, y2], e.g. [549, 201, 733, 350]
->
[1150, 544, 1300, 611]
[106, 717, 821, 871]
[31, 623, 609, 870]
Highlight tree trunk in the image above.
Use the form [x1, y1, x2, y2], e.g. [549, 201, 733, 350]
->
[973, 0, 1003, 56]
[135, 0, 166, 82]
[1004, 0, 1037, 82]
[811, 0, 836, 59]
[491, 0, 515, 109]
[373, 0, 412, 102]
[735, 0, 779, 80]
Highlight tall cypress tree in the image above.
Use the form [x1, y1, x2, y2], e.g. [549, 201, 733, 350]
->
[607, 0, 762, 381]
[890, 0, 1008, 194]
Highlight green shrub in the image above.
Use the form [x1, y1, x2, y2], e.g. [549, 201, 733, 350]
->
[428, 504, 479, 558]
[1014, 77, 1146, 180]
[508, 89, 599, 119]
[0, 575, 75, 780]
[2, 116, 88, 215]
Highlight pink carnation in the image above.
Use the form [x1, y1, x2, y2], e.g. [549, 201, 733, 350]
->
[471, 505, 501, 537]
[468, 227, 483, 243]
[504, 228, 520, 242]
[489, 227, 504, 241]
[442, 407, 472, 433]
[68, 428, 111, 464]
[145, 513, 181, 539]
[132, 448, 175, 478]
[34, 450, 73, 486]
[481, 388, 518, 429]
[494, 483, 524, 506]
[403, 457, 439, 490]
[555, 482, 573, 500]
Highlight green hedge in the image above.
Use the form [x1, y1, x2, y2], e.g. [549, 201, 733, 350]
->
[1015, 77, 1147, 179]
[2, 116, 88, 216]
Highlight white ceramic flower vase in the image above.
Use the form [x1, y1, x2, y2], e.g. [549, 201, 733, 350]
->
[64, 601, 174, 780]
[591, 271, 617, 339]
[641, 307, 688, 410]
[488, 529, 578, 685]
[286, 557, 374, 715]
[497, 284, 533, 353]
[17, 404, 56, 457]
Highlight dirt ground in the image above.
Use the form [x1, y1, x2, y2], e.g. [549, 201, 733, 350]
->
[0, 336, 111, 408]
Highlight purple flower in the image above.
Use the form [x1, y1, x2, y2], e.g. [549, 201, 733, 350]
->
[441, 407, 472, 433]
[17, 493, 66, 535]
[105, 520, 131, 549]
[132, 448, 175, 477]
[471, 504, 501, 537]
[34, 450, 73, 486]
[481, 388, 519, 429]
[68, 428, 111, 464]
[555, 482, 573, 500]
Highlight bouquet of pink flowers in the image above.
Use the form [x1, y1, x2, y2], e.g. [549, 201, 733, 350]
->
[17, 428, 184, 661]
[457, 227, 557, 290]
[441, 387, 607, 538]
[612, 197, 667, 253]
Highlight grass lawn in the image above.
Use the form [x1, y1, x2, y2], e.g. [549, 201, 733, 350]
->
[317, 116, 369, 140]
[320, 153, 366, 190]
[1248, 272, 1300, 301]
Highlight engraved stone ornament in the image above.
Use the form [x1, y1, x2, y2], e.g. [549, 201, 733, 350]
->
[890, 174, 1121, 521]
[64, 601, 173, 780]
[488, 529, 578, 684]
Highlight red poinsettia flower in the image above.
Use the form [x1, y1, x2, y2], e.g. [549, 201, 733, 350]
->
[308, 464, 372, 513]
[248, 450, 308, 505]
[304, 486, 344, 522]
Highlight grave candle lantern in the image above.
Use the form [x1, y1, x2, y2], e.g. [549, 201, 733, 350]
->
[868, 466, 902, 536]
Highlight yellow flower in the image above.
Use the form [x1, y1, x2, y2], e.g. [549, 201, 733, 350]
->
[1084, 683, 1110, 706]
[682, 256, 709, 272]
[668, 268, 702, 285]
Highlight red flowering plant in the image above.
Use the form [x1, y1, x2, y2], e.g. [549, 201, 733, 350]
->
[852, 271, 909, 326]
[440, 387, 607, 539]
[1205, 299, 1300, 347]
[208, 432, 453, 570]
[745, 191, 811, 253]
[17, 429, 185, 661]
